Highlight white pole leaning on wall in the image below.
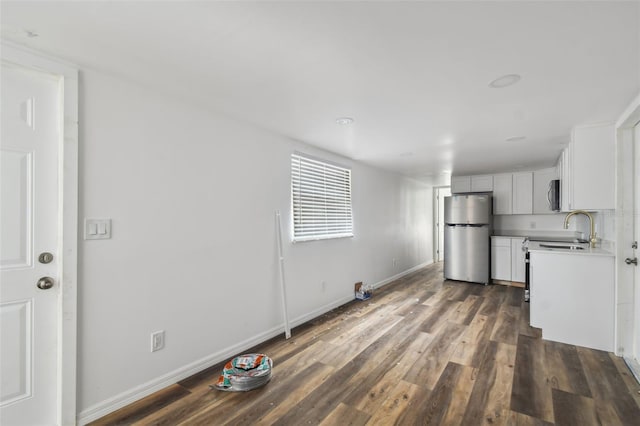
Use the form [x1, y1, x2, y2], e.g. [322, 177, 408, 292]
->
[275, 211, 292, 339]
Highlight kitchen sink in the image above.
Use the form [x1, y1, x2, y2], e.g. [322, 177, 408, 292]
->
[528, 237, 589, 244]
[538, 243, 585, 250]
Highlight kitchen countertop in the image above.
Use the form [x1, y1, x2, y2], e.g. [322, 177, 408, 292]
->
[527, 244, 613, 257]
[492, 230, 583, 240]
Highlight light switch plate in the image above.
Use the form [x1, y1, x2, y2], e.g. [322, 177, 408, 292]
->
[85, 218, 112, 240]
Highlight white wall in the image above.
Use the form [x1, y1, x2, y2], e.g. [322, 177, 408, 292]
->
[77, 69, 433, 421]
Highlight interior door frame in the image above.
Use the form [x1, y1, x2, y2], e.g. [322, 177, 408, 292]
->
[2, 41, 79, 425]
[432, 186, 451, 262]
[614, 92, 640, 372]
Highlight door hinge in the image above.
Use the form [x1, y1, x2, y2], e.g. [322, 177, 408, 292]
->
[632, 241, 638, 250]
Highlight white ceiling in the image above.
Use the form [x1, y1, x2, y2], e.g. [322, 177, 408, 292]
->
[2, 1, 639, 179]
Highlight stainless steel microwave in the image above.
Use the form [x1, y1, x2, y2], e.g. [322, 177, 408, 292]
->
[548, 179, 560, 211]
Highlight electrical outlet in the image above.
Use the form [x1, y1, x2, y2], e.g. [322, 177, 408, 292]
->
[392, 258, 397, 267]
[151, 330, 165, 352]
[530, 221, 536, 229]
[321, 281, 326, 291]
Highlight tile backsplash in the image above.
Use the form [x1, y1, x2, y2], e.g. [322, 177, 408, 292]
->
[493, 210, 615, 248]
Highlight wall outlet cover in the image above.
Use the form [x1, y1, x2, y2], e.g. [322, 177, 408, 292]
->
[151, 330, 165, 352]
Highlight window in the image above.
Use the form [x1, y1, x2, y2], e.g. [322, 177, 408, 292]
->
[291, 152, 353, 242]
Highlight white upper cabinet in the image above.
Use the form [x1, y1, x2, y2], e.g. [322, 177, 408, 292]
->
[568, 123, 615, 210]
[451, 176, 471, 193]
[471, 175, 493, 192]
[492, 172, 533, 215]
[512, 172, 533, 214]
[453, 143, 614, 215]
[533, 167, 559, 214]
[493, 174, 513, 215]
[451, 175, 493, 193]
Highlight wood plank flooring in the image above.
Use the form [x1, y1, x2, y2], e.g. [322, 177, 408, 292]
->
[91, 263, 640, 425]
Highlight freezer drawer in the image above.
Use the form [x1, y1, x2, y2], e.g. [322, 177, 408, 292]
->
[444, 225, 490, 284]
[444, 194, 492, 225]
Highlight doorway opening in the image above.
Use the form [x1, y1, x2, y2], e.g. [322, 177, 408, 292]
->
[434, 186, 451, 262]
[615, 93, 640, 382]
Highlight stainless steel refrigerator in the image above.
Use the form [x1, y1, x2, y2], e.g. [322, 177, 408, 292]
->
[443, 193, 492, 285]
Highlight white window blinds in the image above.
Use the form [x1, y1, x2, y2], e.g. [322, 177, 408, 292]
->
[291, 153, 353, 242]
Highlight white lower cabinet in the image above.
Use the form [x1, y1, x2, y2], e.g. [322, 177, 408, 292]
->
[529, 251, 614, 352]
[491, 237, 511, 281]
[491, 237, 526, 283]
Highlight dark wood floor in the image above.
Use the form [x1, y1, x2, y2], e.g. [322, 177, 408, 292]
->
[92, 263, 640, 425]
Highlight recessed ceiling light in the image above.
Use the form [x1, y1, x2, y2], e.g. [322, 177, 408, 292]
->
[336, 117, 354, 125]
[506, 136, 527, 142]
[489, 74, 521, 88]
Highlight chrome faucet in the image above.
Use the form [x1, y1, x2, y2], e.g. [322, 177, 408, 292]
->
[563, 210, 596, 248]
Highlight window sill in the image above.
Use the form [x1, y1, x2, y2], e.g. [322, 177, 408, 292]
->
[292, 234, 354, 243]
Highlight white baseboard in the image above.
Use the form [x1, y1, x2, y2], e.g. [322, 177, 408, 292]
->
[76, 325, 283, 425]
[77, 295, 355, 425]
[77, 261, 432, 424]
[371, 260, 433, 290]
[623, 356, 640, 385]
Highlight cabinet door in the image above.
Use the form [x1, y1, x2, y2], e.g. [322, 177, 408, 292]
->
[471, 175, 493, 192]
[571, 124, 615, 210]
[451, 176, 471, 193]
[492, 174, 512, 215]
[511, 238, 526, 283]
[491, 238, 511, 280]
[529, 251, 614, 351]
[512, 172, 533, 214]
[533, 168, 558, 214]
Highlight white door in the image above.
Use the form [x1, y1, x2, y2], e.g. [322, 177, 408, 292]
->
[1, 61, 60, 424]
[436, 187, 451, 262]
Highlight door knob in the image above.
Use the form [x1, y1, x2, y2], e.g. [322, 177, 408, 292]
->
[36, 276, 55, 290]
[625, 257, 638, 266]
[38, 251, 53, 265]
[38, 252, 54, 264]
